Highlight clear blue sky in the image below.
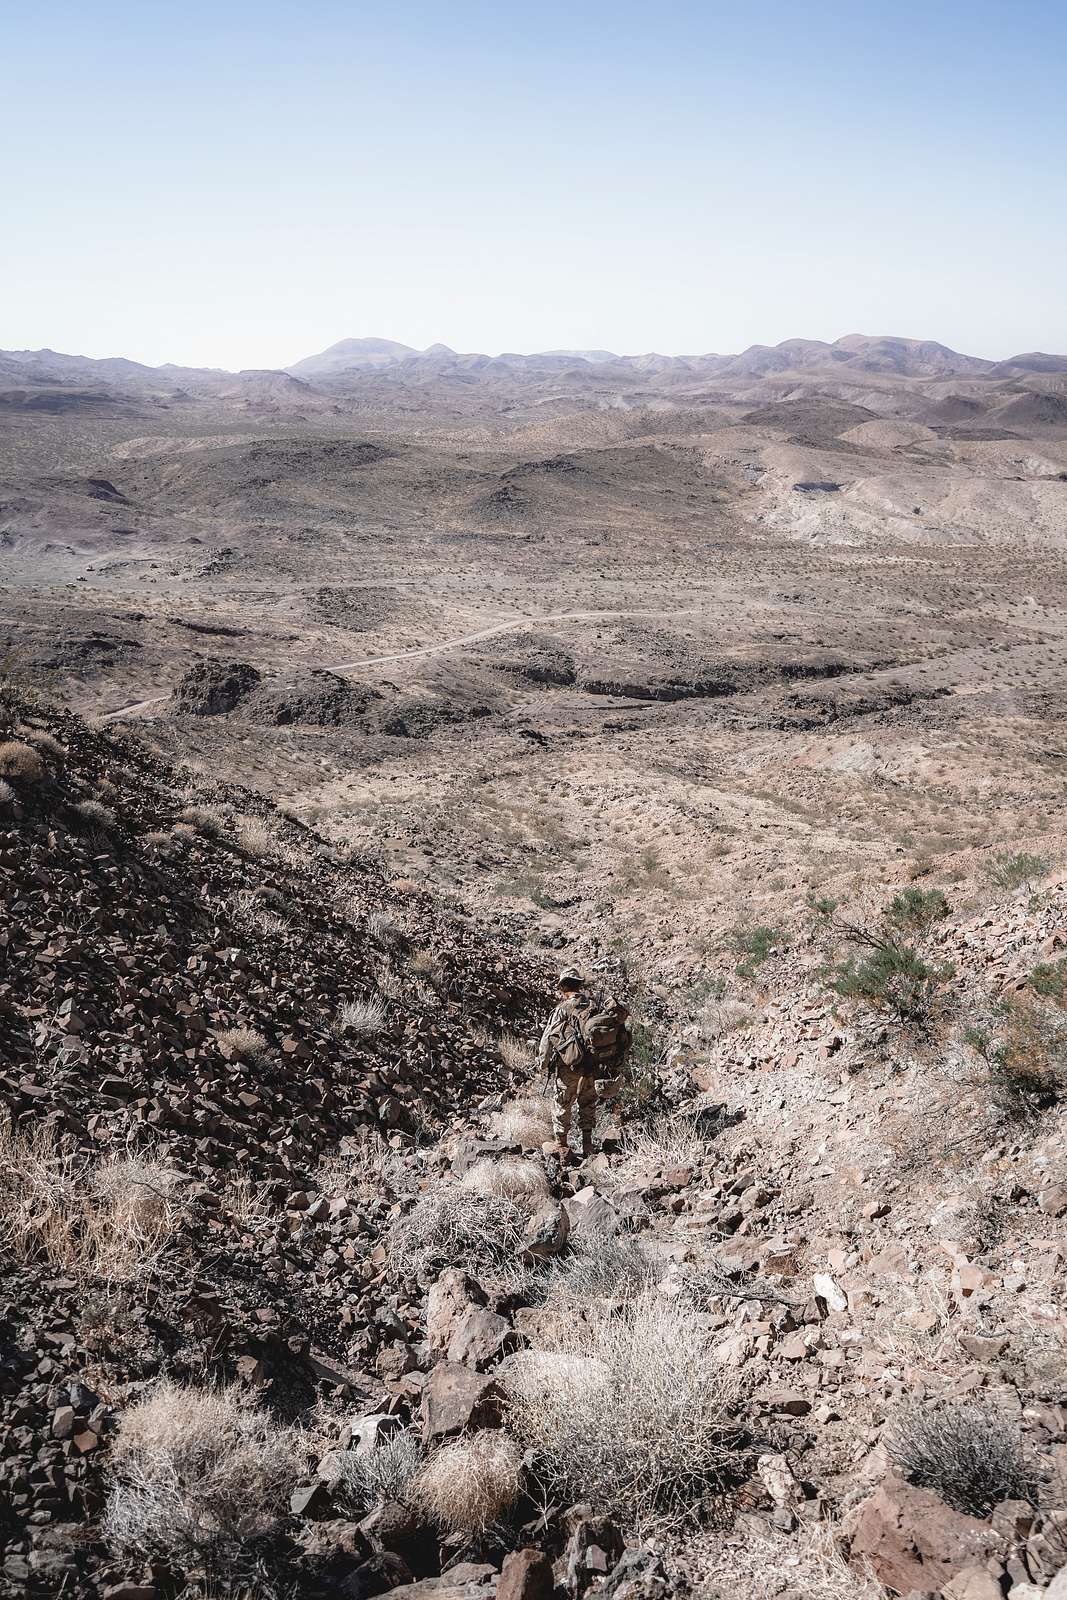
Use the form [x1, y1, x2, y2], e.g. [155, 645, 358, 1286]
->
[4, 0, 1066, 368]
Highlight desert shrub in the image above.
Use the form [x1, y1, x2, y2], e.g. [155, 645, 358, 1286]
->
[367, 909, 403, 949]
[503, 1291, 743, 1532]
[887, 1401, 1035, 1517]
[541, 1231, 658, 1310]
[729, 925, 788, 979]
[0, 740, 45, 782]
[75, 798, 117, 829]
[498, 1032, 534, 1072]
[392, 1188, 526, 1278]
[215, 1026, 269, 1062]
[0, 1124, 181, 1282]
[24, 728, 66, 758]
[965, 1003, 1067, 1119]
[1028, 958, 1067, 1006]
[491, 1094, 554, 1149]
[884, 887, 949, 931]
[412, 1433, 523, 1534]
[335, 996, 387, 1036]
[461, 1155, 550, 1206]
[235, 815, 302, 865]
[829, 940, 953, 1022]
[340, 1432, 422, 1510]
[180, 803, 229, 837]
[0, 779, 15, 809]
[620, 1112, 707, 1184]
[986, 851, 1048, 890]
[103, 1381, 301, 1559]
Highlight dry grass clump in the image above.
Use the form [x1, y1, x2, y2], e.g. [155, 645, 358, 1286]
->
[541, 1232, 658, 1311]
[498, 1032, 535, 1071]
[392, 1187, 526, 1278]
[619, 1113, 707, 1184]
[887, 1401, 1035, 1517]
[491, 1094, 554, 1149]
[235, 815, 303, 865]
[461, 1155, 550, 1206]
[0, 779, 15, 809]
[215, 1026, 269, 1062]
[24, 727, 66, 758]
[503, 1291, 743, 1532]
[692, 1517, 888, 1600]
[0, 1124, 182, 1283]
[104, 1381, 301, 1559]
[368, 909, 404, 948]
[319, 1128, 405, 1199]
[0, 739, 45, 781]
[180, 803, 230, 837]
[340, 1432, 422, 1511]
[75, 798, 117, 828]
[335, 996, 387, 1036]
[412, 1433, 523, 1534]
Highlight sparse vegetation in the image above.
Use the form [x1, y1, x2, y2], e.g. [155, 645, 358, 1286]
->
[540, 1231, 658, 1310]
[965, 1002, 1067, 1118]
[214, 1026, 269, 1061]
[887, 1401, 1035, 1517]
[335, 995, 388, 1035]
[729, 925, 788, 980]
[986, 850, 1048, 890]
[392, 1187, 527, 1277]
[104, 1381, 301, 1560]
[75, 798, 117, 828]
[883, 886, 949, 930]
[828, 934, 953, 1023]
[461, 1155, 550, 1205]
[491, 1093, 554, 1149]
[0, 739, 45, 782]
[340, 1432, 422, 1510]
[1028, 957, 1067, 1005]
[412, 1432, 524, 1534]
[503, 1291, 744, 1532]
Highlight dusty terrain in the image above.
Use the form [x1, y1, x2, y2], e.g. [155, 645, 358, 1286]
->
[1, 334, 1066, 1600]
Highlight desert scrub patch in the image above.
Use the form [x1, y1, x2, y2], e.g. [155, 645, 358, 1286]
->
[619, 1112, 708, 1186]
[214, 1025, 269, 1061]
[1028, 958, 1067, 1006]
[0, 739, 45, 782]
[179, 802, 230, 837]
[0, 1124, 182, 1283]
[491, 1094, 554, 1149]
[887, 1401, 1035, 1518]
[964, 1003, 1066, 1118]
[883, 886, 949, 931]
[540, 1231, 658, 1311]
[502, 1291, 744, 1533]
[339, 1431, 422, 1511]
[334, 995, 388, 1036]
[103, 1381, 302, 1562]
[461, 1155, 550, 1206]
[74, 798, 117, 829]
[392, 1187, 526, 1278]
[985, 850, 1048, 890]
[728, 925, 788, 980]
[412, 1433, 523, 1534]
[828, 938, 953, 1023]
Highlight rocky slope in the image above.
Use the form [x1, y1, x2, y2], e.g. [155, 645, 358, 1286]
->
[1, 688, 1065, 1600]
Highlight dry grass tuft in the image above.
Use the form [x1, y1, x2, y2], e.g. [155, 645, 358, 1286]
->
[541, 1232, 658, 1311]
[104, 1381, 301, 1559]
[498, 1033, 535, 1072]
[340, 1432, 422, 1511]
[335, 996, 388, 1036]
[618, 1113, 707, 1184]
[412, 1432, 523, 1533]
[0, 740, 45, 782]
[887, 1400, 1035, 1517]
[75, 798, 117, 829]
[503, 1290, 743, 1533]
[0, 1124, 182, 1283]
[392, 1187, 527, 1278]
[215, 1026, 269, 1061]
[236, 815, 304, 865]
[491, 1094, 554, 1149]
[461, 1155, 550, 1206]
[0, 779, 15, 808]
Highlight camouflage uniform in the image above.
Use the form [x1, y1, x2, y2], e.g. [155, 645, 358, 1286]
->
[538, 993, 628, 1144]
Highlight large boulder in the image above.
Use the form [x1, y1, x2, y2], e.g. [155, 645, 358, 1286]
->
[850, 1474, 1007, 1593]
[419, 1362, 502, 1442]
[426, 1269, 486, 1355]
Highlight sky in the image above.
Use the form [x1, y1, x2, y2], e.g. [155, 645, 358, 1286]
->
[4, 0, 1067, 370]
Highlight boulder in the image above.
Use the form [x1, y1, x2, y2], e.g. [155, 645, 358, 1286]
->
[850, 1475, 1007, 1593]
[420, 1362, 502, 1442]
[497, 1549, 554, 1600]
[447, 1305, 516, 1371]
[427, 1269, 487, 1355]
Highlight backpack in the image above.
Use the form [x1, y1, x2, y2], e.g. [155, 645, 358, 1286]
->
[547, 996, 626, 1076]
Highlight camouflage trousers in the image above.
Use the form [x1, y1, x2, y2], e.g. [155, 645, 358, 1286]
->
[552, 1067, 598, 1141]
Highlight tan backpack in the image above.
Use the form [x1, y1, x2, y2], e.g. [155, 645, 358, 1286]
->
[546, 996, 627, 1076]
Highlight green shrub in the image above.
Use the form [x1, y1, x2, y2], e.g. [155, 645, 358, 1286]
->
[1028, 959, 1067, 1006]
[965, 1004, 1066, 1119]
[729, 925, 787, 980]
[829, 940, 953, 1021]
[884, 887, 949, 931]
[986, 851, 1048, 890]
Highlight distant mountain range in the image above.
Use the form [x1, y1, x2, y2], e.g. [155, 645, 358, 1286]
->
[3, 334, 1067, 391]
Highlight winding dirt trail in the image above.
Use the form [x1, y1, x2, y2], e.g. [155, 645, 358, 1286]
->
[97, 607, 700, 724]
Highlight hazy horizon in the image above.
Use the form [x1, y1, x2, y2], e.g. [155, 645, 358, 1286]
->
[5, 0, 1067, 370]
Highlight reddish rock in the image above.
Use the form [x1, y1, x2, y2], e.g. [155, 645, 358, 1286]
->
[497, 1549, 553, 1600]
[420, 1361, 502, 1442]
[850, 1475, 1006, 1593]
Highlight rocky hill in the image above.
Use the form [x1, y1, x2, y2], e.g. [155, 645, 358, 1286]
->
[2, 685, 1066, 1600]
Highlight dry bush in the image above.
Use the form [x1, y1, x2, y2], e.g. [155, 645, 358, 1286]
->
[461, 1156, 550, 1206]
[75, 798, 117, 828]
[0, 1124, 181, 1282]
[0, 779, 15, 809]
[215, 1026, 269, 1062]
[367, 909, 403, 948]
[498, 1033, 535, 1072]
[0, 740, 45, 781]
[503, 1290, 743, 1532]
[104, 1381, 301, 1559]
[619, 1113, 707, 1184]
[339, 1431, 422, 1510]
[392, 1187, 526, 1278]
[491, 1094, 554, 1149]
[691, 1516, 888, 1600]
[887, 1401, 1035, 1517]
[541, 1232, 658, 1311]
[319, 1129, 405, 1199]
[24, 728, 66, 758]
[335, 996, 387, 1036]
[236, 815, 303, 865]
[180, 803, 230, 837]
[412, 1433, 523, 1534]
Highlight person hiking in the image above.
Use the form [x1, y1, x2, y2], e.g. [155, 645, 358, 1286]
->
[538, 968, 631, 1163]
